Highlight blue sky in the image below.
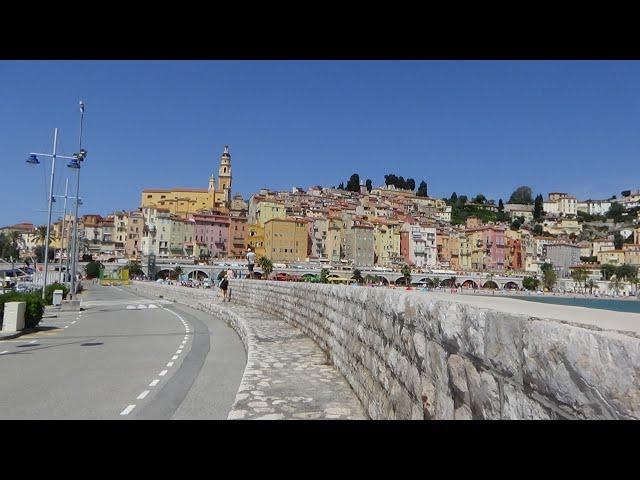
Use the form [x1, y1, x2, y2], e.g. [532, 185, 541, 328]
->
[1, 60, 639, 227]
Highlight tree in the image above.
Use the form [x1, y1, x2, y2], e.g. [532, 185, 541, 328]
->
[346, 173, 360, 192]
[36, 225, 49, 246]
[450, 192, 458, 205]
[416, 181, 428, 197]
[600, 263, 617, 281]
[397, 176, 406, 190]
[571, 267, 588, 291]
[498, 199, 504, 212]
[541, 263, 557, 291]
[522, 276, 540, 291]
[509, 186, 534, 205]
[534, 194, 544, 220]
[319, 268, 330, 284]
[585, 279, 599, 295]
[458, 195, 468, 207]
[337, 182, 345, 190]
[614, 232, 624, 250]
[430, 277, 440, 288]
[510, 219, 522, 231]
[352, 268, 363, 284]
[406, 178, 416, 191]
[127, 261, 144, 277]
[609, 275, 622, 295]
[365, 179, 372, 192]
[85, 261, 102, 279]
[258, 256, 273, 279]
[473, 194, 487, 204]
[607, 202, 625, 222]
[532, 224, 543, 236]
[401, 264, 412, 285]
[615, 264, 637, 282]
[34, 245, 54, 263]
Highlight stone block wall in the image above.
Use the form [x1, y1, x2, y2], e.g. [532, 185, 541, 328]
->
[228, 281, 640, 420]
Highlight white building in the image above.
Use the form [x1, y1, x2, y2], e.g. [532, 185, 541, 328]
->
[577, 199, 612, 216]
[402, 223, 437, 268]
[543, 193, 577, 217]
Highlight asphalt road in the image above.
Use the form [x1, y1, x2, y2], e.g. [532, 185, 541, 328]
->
[0, 284, 245, 419]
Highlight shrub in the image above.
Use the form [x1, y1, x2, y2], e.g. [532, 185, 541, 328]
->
[0, 292, 45, 329]
[85, 261, 102, 279]
[44, 282, 70, 305]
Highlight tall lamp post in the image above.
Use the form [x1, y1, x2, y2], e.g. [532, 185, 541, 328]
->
[26, 129, 78, 300]
[69, 101, 87, 299]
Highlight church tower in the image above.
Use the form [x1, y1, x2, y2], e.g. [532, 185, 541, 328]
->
[217, 145, 232, 207]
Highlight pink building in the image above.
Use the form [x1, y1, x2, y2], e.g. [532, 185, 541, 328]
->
[468, 225, 506, 271]
[190, 213, 230, 258]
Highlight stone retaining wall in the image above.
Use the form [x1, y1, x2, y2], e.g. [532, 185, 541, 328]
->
[130, 281, 640, 419]
[227, 280, 639, 420]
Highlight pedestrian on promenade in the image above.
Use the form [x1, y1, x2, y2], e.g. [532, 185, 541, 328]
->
[246, 248, 256, 279]
[219, 271, 230, 301]
[223, 268, 235, 302]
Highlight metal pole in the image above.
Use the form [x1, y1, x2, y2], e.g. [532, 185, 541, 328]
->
[70, 101, 84, 298]
[59, 178, 68, 283]
[42, 128, 57, 300]
[65, 204, 72, 281]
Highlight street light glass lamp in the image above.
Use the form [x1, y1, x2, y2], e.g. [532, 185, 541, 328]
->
[26, 154, 40, 165]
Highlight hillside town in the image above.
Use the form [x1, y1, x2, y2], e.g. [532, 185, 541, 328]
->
[2, 145, 640, 293]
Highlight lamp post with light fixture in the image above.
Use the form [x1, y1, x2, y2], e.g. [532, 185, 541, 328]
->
[68, 101, 86, 299]
[26, 129, 78, 300]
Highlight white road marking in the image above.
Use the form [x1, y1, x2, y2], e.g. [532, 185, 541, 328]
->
[126, 305, 136, 310]
[176, 350, 182, 354]
[149, 379, 159, 387]
[29, 340, 36, 344]
[137, 305, 147, 309]
[184, 336, 188, 340]
[167, 361, 174, 367]
[120, 405, 136, 415]
[64, 326, 69, 329]
[172, 355, 179, 360]
[71, 321, 77, 324]
[148, 304, 158, 309]
[159, 370, 168, 376]
[0, 350, 9, 355]
[137, 391, 150, 400]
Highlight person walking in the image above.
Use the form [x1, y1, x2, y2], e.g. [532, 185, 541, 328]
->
[246, 248, 256, 279]
[223, 267, 235, 302]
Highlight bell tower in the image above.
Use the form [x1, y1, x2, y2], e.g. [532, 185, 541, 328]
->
[217, 145, 232, 207]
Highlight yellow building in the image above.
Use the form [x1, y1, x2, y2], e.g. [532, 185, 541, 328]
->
[264, 218, 309, 263]
[326, 216, 343, 263]
[372, 220, 400, 266]
[256, 200, 286, 226]
[141, 145, 233, 217]
[247, 224, 266, 258]
[459, 234, 471, 271]
[597, 249, 625, 266]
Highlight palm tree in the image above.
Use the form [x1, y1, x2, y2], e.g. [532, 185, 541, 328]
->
[585, 279, 598, 295]
[319, 268, 330, 284]
[609, 275, 622, 296]
[401, 264, 412, 285]
[631, 277, 639, 297]
[37, 225, 49, 246]
[258, 256, 273, 279]
[430, 277, 440, 288]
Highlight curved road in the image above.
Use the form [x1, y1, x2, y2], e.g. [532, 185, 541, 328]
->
[0, 284, 245, 419]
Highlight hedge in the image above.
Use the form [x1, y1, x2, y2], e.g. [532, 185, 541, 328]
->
[44, 283, 70, 305]
[0, 292, 45, 329]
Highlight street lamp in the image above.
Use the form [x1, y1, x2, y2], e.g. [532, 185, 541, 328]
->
[26, 128, 78, 300]
[69, 101, 86, 299]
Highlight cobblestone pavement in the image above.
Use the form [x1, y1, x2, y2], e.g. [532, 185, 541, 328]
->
[217, 302, 367, 420]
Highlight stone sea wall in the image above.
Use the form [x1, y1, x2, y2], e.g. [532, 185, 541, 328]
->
[228, 281, 640, 420]
[129, 281, 640, 419]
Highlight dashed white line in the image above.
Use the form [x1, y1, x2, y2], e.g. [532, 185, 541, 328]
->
[120, 405, 136, 416]
[137, 390, 150, 400]
[29, 340, 36, 344]
[176, 350, 182, 354]
[166, 361, 174, 367]
[172, 355, 179, 360]
[149, 379, 159, 387]
[71, 321, 77, 324]
[0, 350, 9, 355]
[159, 370, 168, 376]
[64, 326, 69, 329]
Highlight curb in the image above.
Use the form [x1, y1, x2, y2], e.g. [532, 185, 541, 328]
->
[0, 328, 37, 341]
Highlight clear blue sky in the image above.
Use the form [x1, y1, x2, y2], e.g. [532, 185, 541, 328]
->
[1, 60, 639, 227]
